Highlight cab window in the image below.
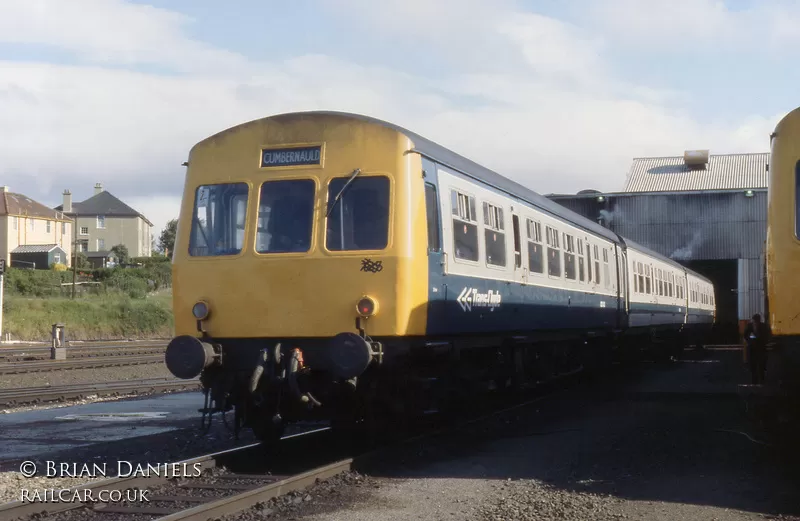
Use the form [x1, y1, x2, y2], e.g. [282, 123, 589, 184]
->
[256, 180, 315, 253]
[189, 183, 249, 256]
[326, 176, 390, 251]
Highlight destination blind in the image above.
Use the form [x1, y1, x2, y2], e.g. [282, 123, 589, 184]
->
[261, 146, 322, 168]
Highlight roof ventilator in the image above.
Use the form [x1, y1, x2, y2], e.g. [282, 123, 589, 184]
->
[684, 150, 709, 170]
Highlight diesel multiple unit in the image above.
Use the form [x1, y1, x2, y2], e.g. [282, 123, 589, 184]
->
[164, 112, 715, 440]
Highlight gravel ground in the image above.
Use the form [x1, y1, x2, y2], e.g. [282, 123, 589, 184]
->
[225, 354, 800, 521]
[0, 390, 181, 414]
[0, 363, 173, 390]
[0, 413, 258, 504]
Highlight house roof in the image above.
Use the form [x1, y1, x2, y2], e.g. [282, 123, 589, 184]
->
[11, 244, 64, 254]
[622, 152, 769, 192]
[55, 191, 153, 226]
[0, 192, 72, 221]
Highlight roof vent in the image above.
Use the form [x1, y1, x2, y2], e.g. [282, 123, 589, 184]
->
[684, 150, 709, 167]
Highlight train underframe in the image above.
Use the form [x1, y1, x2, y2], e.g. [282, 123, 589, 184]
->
[165, 325, 704, 442]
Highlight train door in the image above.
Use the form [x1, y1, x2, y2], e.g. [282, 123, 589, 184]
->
[510, 211, 526, 285]
[422, 157, 447, 334]
[616, 245, 629, 329]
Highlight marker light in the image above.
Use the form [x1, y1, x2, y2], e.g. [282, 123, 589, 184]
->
[192, 301, 210, 320]
[356, 296, 378, 317]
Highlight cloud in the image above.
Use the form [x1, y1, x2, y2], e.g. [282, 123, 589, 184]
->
[125, 194, 183, 245]
[0, 0, 787, 238]
[0, 0, 248, 73]
[579, 0, 800, 54]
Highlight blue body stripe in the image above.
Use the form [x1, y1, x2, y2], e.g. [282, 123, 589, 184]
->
[422, 157, 713, 338]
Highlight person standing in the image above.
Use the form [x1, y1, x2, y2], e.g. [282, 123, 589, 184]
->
[743, 314, 769, 384]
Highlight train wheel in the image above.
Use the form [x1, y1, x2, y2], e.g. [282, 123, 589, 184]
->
[252, 415, 285, 445]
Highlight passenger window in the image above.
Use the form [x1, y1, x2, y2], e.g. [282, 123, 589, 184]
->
[594, 245, 601, 284]
[632, 262, 638, 293]
[564, 233, 576, 280]
[424, 183, 441, 252]
[256, 180, 315, 254]
[190, 183, 249, 257]
[645, 265, 651, 294]
[637, 261, 644, 293]
[483, 202, 506, 267]
[587, 243, 593, 282]
[546, 226, 561, 277]
[603, 249, 611, 289]
[512, 215, 522, 268]
[451, 189, 479, 262]
[327, 176, 390, 251]
[577, 239, 585, 282]
[526, 219, 544, 274]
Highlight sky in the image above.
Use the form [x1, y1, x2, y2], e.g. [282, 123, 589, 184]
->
[1, 0, 798, 242]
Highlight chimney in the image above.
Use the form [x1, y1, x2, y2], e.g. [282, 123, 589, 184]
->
[0, 186, 8, 193]
[63, 190, 72, 213]
[94, 183, 103, 195]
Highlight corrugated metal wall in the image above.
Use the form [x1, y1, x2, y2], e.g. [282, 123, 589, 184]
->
[549, 191, 766, 320]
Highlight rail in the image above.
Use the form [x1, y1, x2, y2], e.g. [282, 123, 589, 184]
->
[0, 354, 164, 375]
[0, 378, 199, 406]
[0, 345, 166, 363]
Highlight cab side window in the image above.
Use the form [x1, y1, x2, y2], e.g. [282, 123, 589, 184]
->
[425, 183, 441, 252]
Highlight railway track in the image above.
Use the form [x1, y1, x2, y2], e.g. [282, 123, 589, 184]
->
[0, 427, 346, 521]
[0, 354, 164, 375]
[0, 345, 166, 363]
[0, 381, 568, 521]
[0, 377, 199, 406]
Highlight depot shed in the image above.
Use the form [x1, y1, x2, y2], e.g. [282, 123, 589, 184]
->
[10, 244, 68, 269]
[548, 150, 768, 343]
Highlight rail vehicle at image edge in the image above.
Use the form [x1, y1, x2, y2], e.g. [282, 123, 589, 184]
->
[766, 105, 800, 391]
[164, 111, 716, 440]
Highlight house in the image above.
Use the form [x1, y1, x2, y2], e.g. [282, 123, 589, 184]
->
[0, 186, 73, 267]
[55, 183, 153, 259]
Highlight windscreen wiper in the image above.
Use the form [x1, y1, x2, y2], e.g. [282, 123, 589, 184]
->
[326, 168, 361, 217]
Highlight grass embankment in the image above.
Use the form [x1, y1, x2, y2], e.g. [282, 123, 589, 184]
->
[4, 292, 174, 341]
[2, 260, 174, 341]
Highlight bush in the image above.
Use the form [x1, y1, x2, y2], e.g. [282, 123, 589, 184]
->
[51, 263, 68, 271]
[5, 263, 171, 298]
[105, 270, 149, 299]
[75, 251, 91, 269]
[5, 268, 72, 297]
[130, 256, 170, 268]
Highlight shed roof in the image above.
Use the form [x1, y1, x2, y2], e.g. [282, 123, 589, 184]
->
[11, 244, 63, 254]
[85, 250, 113, 258]
[623, 152, 768, 192]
